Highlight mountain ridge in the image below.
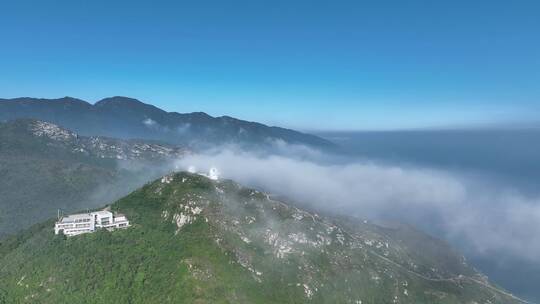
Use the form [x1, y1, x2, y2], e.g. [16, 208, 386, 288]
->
[0, 96, 334, 149]
[0, 172, 526, 303]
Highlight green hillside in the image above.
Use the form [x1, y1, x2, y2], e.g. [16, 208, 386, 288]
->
[0, 119, 185, 237]
[0, 172, 524, 304]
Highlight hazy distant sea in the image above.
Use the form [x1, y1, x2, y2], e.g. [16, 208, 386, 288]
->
[317, 129, 540, 195]
[316, 129, 540, 303]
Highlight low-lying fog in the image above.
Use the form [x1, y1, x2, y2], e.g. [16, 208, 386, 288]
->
[173, 130, 540, 302]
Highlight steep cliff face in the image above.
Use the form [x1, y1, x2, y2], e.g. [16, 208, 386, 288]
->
[0, 172, 524, 304]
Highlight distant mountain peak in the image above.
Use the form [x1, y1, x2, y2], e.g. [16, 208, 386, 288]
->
[1, 96, 91, 106]
[0, 96, 336, 149]
[94, 96, 148, 107]
[57, 96, 88, 103]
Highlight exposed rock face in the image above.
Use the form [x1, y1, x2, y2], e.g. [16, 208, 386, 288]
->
[30, 120, 77, 141]
[26, 119, 187, 161]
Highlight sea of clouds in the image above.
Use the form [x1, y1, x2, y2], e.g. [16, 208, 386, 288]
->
[174, 145, 540, 264]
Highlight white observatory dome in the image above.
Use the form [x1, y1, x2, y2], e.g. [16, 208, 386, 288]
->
[208, 167, 219, 180]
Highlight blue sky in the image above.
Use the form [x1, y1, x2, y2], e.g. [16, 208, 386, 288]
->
[0, 0, 539, 130]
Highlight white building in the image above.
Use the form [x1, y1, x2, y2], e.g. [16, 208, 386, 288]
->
[54, 209, 130, 236]
[208, 167, 219, 180]
[188, 166, 220, 180]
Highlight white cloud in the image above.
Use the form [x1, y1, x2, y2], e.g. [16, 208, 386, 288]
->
[142, 118, 157, 127]
[174, 148, 540, 264]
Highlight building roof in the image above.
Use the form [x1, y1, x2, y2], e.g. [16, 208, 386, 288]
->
[59, 213, 92, 223]
[92, 210, 112, 217]
[57, 209, 113, 223]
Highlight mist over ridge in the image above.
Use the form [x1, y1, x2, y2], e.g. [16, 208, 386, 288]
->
[172, 138, 540, 302]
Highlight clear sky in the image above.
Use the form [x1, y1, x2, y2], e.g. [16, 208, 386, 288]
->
[1, 0, 539, 130]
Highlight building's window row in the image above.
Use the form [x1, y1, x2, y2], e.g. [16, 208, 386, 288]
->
[74, 218, 91, 223]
